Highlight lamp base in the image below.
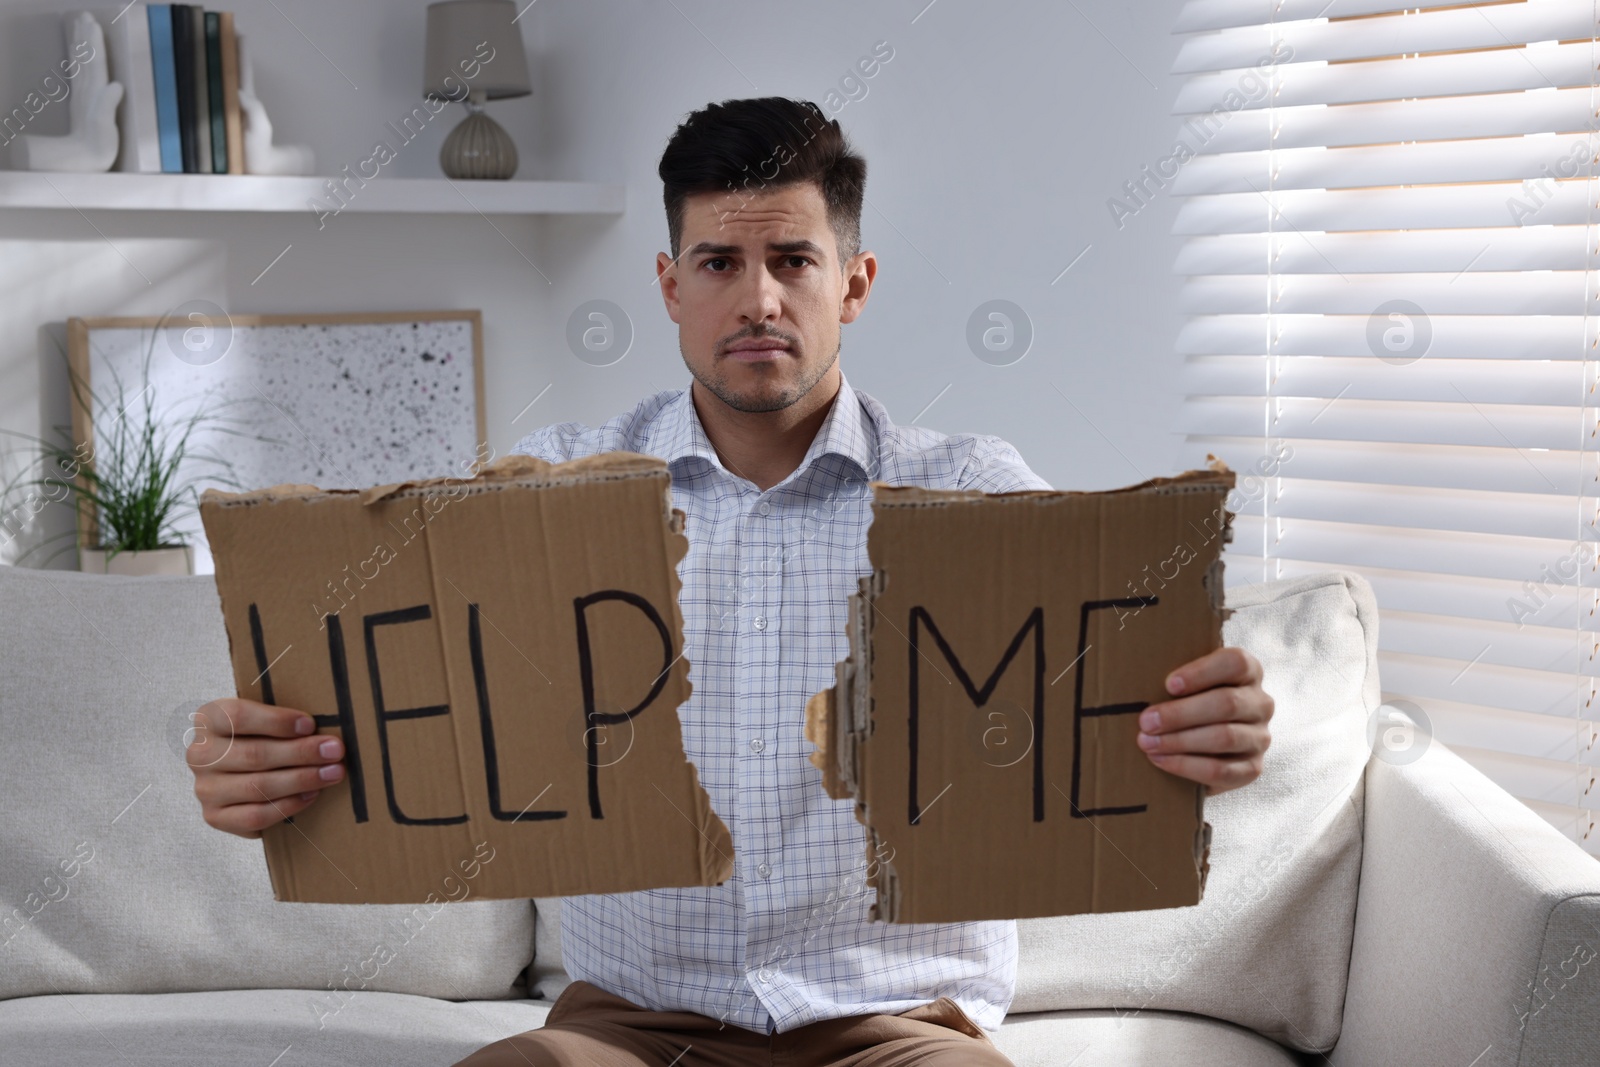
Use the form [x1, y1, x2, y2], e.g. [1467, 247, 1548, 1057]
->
[440, 105, 519, 180]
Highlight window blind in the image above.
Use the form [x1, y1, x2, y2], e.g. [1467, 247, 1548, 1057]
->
[1170, 0, 1600, 854]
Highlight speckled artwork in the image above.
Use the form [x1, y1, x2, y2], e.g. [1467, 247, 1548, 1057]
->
[80, 312, 482, 574]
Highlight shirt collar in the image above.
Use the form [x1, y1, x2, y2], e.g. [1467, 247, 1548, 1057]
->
[651, 372, 878, 484]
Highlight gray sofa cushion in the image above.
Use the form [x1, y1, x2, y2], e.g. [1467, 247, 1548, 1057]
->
[1012, 570, 1378, 1052]
[994, 1008, 1305, 1066]
[0, 990, 551, 1066]
[0, 567, 534, 1001]
[0, 991, 1304, 1067]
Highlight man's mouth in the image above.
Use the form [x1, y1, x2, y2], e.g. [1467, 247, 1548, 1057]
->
[724, 340, 792, 362]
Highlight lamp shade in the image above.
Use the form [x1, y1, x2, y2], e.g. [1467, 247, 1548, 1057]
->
[424, 0, 531, 101]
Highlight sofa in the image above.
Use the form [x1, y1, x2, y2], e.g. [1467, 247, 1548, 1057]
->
[2, 562, 1597, 1067]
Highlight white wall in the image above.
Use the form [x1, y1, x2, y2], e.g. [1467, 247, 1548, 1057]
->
[0, 0, 1192, 568]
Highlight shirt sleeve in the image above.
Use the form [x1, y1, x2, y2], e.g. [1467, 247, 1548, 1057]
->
[956, 434, 1053, 493]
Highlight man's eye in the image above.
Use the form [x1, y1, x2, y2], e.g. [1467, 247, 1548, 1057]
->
[705, 258, 730, 271]
[785, 256, 811, 268]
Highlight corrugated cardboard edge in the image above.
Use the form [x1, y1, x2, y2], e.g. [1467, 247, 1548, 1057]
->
[803, 688, 843, 798]
[1193, 452, 1233, 896]
[201, 449, 734, 893]
[198, 452, 672, 510]
[654, 494, 737, 886]
[808, 461, 1237, 919]
[864, 464, 1236, 511]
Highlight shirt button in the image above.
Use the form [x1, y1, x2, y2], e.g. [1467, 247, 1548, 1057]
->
[756, 862, 772, 880]
[749, 737, 766, 754]
[753, 614, 768, 631]
[757, 968, 774, 983]
[758, 501, 771, 516]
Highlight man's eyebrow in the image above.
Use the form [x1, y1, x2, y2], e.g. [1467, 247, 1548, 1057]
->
[684, 239, 827, 259]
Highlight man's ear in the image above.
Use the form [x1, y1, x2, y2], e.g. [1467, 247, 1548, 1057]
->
[840, 250, 877, 325]
[656, 251, 682, 324]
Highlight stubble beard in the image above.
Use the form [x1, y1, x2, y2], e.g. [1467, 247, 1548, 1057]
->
[687, 340, 840, 414]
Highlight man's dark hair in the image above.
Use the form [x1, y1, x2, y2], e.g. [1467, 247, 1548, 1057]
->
[658, 97, 867, 269]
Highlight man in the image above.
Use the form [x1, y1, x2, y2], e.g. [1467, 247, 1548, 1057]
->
[188, 97, 1273, 1066]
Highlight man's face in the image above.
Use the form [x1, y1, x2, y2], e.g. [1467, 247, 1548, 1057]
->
[657, 181, 872, 414]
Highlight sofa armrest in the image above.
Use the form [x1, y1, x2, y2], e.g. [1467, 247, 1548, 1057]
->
[1333, 717, 1600, 1067]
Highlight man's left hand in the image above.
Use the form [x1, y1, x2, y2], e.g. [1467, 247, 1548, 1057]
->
[1136, 646, 1273, 795]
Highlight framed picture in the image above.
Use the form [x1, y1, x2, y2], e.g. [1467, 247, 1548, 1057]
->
[66, 309, 485, 574]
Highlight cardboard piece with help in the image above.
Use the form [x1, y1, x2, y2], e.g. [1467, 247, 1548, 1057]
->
[805, 463, 1235, 923]
[199, 452, 733, 904]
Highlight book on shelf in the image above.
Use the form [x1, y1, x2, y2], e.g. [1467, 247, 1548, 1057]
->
[102, 5, 162, 172]
[204, 12, 227, 174]
[218, 11, 242, 174]
[169, 4, 196, 172]
[97, 5, 247, 177]
[144, 5, 182, 172]
[189, 5, 212, 172]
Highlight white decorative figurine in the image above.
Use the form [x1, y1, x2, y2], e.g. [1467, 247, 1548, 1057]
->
[237, 35, 315, 176]
[10, 13, 124, 172]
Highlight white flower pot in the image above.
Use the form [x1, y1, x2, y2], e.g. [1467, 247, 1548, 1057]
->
[78, 545, 194, 577]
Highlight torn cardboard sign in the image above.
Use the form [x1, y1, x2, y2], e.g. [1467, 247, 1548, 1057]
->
[199, 452, 733, 904]
[805, 463, 1235, 923]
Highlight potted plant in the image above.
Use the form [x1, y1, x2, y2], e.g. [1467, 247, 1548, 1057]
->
[1, 329, 261, 576]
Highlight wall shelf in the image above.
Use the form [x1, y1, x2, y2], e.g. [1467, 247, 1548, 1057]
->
[0, 171, 625, 216]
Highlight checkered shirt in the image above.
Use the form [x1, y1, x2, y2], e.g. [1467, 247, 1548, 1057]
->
[511, 372, 1051, 1034]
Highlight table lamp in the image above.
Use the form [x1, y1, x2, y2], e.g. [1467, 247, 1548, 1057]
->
[425, 0, 532, 180]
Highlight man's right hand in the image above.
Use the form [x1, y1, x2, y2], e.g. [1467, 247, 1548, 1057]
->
[185, 697, 345, 839]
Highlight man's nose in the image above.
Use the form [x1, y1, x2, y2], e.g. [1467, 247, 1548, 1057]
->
[736, 264, 784, 324]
